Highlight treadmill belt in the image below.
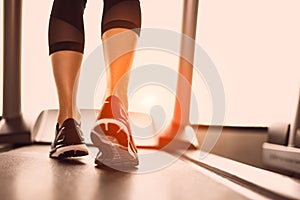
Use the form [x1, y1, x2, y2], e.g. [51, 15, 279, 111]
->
[0, 145, 250, 200]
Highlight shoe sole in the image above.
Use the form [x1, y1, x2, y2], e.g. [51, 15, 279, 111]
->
[50, 144, 89, 159]
[91, 121, 139, 168]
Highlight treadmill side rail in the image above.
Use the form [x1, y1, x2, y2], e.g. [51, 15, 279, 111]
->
[262, 142, 300, 174]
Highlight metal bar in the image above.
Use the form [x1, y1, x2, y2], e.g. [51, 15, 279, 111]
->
[0, 0, 30, 145]
[3, 0, 23, 119]
[291, 88, 300, 147]
[172, 0, 199, 125]
[157, 0, 199, 148]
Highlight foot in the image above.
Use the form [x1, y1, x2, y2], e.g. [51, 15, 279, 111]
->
[90, 95, 138, 168]
[50, 118, 89, 159]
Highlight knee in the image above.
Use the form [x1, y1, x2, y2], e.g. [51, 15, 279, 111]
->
[50, 0, 87, 32]
[101, 0, 142, 36]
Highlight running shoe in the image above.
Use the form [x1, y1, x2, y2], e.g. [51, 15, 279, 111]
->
[50, 118, 89, 158]
[90, 95, 139, 168]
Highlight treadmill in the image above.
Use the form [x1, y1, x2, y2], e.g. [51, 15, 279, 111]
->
[1, 1, 300, 199]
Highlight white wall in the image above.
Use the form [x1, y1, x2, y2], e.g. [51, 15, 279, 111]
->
[196, 0, 300, 125]
[0, 0, 299, 127]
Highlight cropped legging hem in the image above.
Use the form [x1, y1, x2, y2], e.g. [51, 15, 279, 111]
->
[48, 0, 142, 55]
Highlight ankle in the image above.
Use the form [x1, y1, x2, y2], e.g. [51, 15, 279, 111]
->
[104, 93, 128, 110]
[57, 109, 81, 126]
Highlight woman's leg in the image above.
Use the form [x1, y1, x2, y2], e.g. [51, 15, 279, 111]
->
[51, 51, 82, 126]
[101, 0, 141, 109]
[48, 0, 87, 126]
[90, 0, 142, 167]
[102, 28, 138, 109]
[48, 0, 88, 158]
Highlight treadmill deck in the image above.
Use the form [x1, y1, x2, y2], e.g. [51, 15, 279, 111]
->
[0, 145, 253, 200]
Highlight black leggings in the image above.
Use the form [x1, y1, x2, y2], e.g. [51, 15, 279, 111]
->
[48, 0, 141, 55]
